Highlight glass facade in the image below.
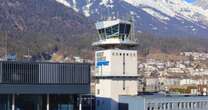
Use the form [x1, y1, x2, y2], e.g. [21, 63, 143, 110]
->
[98, 23, 131, 40]
[0, 95, 81, 110]
[50, 95, 76, 110]
[0, 95, 11, 110]
[0, 61, 93, 110]
[0, 94, 95, 110]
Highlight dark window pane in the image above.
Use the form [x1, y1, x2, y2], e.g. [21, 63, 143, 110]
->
[106, 27, 112, 36]
[98, 29, 105, 39]
[119, 24, 125, 34]
[125, 24, 131, 35]
[112, 25, 119, 35]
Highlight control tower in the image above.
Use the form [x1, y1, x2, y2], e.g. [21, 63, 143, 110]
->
[93, 19, 138, 110]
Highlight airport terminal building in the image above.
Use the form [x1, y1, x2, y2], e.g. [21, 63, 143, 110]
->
[0, 61, 93, 110]
[119, 94, 208, 110]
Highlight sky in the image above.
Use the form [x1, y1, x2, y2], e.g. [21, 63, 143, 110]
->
[185, 0, 196, 3]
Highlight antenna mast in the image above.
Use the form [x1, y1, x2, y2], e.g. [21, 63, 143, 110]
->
[5, 32, 8, 61]
[130, 15, 136, 41]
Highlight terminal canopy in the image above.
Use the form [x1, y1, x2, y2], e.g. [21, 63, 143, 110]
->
[96, 19, 132, 41]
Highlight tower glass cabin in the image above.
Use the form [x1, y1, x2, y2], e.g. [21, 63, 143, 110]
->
[93, 19, 138, 110]
[92, 19, 137, 49]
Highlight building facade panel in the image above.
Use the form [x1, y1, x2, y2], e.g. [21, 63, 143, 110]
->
[0, 61, 90, 94]
[0, 61, 90, 85]
[0, 84, 89, 94]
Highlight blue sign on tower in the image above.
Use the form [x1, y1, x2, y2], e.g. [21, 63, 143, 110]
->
[96, 60, 109, 67]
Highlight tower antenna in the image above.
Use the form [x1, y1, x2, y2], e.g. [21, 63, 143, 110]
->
[5, 32, 8, 61]
[107, 0, 111, 20]
[116, 12, 119, 20]
[132, 16, 136, 42]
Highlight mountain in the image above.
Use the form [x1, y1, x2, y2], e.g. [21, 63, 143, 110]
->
[194, 0, 208, 10]
[1, 0, 208, 59]
[56, 0, 208, 37]
[0, 0, 94, 58]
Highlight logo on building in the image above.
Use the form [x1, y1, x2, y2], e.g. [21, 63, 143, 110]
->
[96, 52, 109, 67]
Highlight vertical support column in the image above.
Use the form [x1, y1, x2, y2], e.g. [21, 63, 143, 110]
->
[7, 95, 10, 110]
[192, 102, 194, 110]
[12, 94, 15, 110]
[167, 103, 170, 110]
[162, 103, 166, 110]
[179, 102, 182, 110]
[172, 102, 176, 110]
[37, 96, 41, 110]
[37, 103, 40, 110]
[79, 95, 82, 110]
[187, 102, 190, 110]
[154, 103, 158, 110]
[46, 94, 50, 110]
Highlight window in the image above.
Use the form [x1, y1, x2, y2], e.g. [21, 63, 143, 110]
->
[97, 89, 100, 95]
[98, 29, 105, 39]
[111, 25, 119, 35]
[119, 24, 126, 34]
[123, 80, 126, 90]
[125, 24, 131, 34]
[106, 27, 112, 36]
[119, 23, 131, 39]
[97, 100, 100, 107]
[96, 79, 100, 84]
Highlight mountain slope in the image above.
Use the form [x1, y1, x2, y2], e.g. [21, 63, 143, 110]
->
[195, 0, 208, 10]
[56, 0, 208, 37]
[0, 0, 94, 58]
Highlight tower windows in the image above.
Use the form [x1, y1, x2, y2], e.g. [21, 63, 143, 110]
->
[96, 79, 100, 84]
[98, 29, 105, 40]
[104, 24, 119, 38]
[97, 89, 100, 95]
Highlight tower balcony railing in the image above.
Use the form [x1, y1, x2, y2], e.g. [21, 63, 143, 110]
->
[94, 73, 138, 78]
[92, 38, 137, 47]
[94, 73, 138, 80]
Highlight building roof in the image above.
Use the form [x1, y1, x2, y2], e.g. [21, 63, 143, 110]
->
[95, 19, 131, 29]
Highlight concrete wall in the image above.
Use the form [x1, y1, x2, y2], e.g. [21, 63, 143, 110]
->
[95, 49, 138, 110]
[95, 49, 137, 77]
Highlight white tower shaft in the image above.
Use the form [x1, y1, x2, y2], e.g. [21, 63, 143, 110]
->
[93, 19, 138, 110]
